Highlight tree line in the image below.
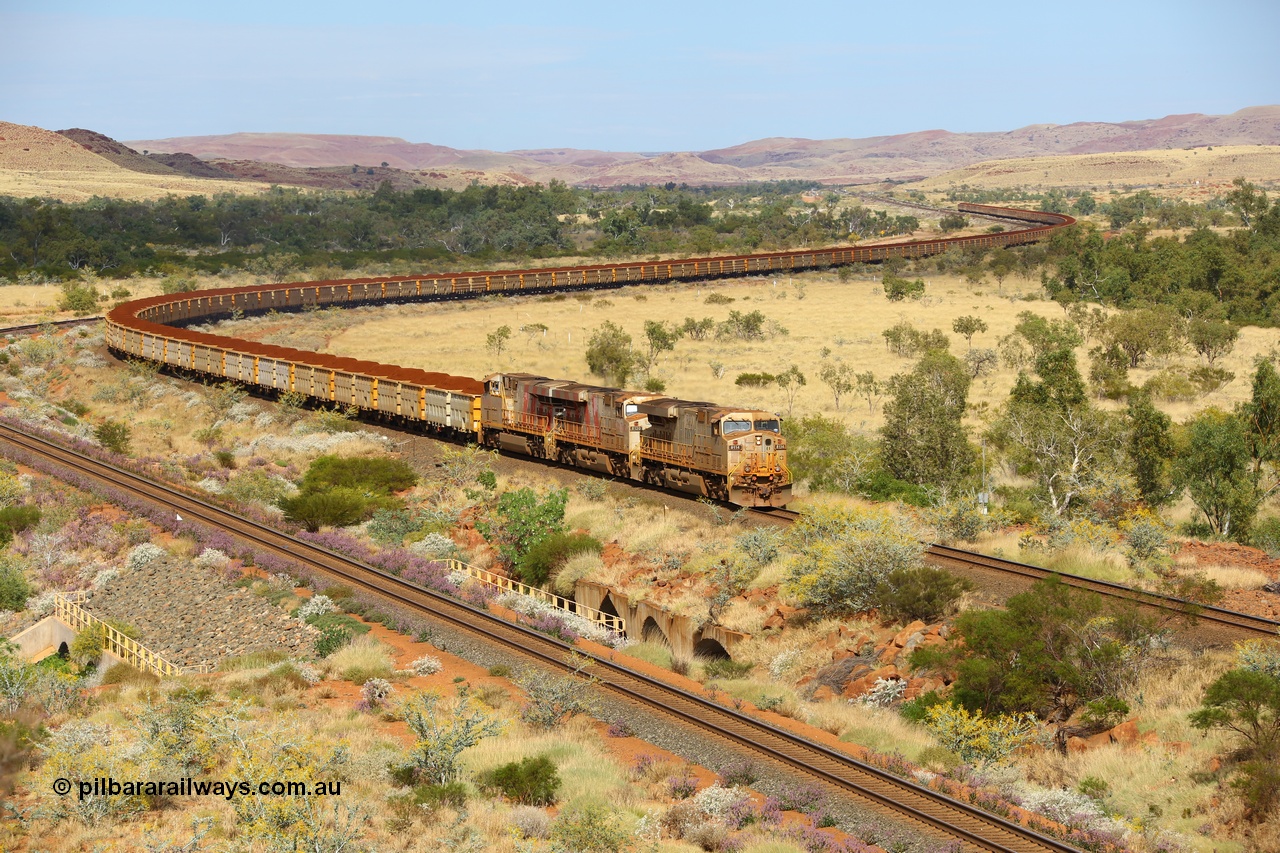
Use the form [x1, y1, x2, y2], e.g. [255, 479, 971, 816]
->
[0, 181, 919, 283]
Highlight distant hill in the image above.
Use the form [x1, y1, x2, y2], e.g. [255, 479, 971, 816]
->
[56, 128, 180, 175]
[127, 107, 1280, 187]
[0, 121, 269, 201]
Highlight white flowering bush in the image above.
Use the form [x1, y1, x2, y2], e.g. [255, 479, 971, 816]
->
[250, 431, 390, 456]
[297, 663, 322, 685]
[410, 533, 456, 559]
[860, 677, 907, 707]
[1020, 788, 1103, 825]
[409, 655, 443, 676]
[296, 595, 337, 621]
[193, 549, 231, 571]
[509, 805, 551, 839]
[690, 783, 748, 820]
[361, 678, 394, 706]
[196, 477, 225, 494]
[225, 401, 258, 423]
[126, 543, 166, 571]
[26, 591, 59, 618]
[768, 648, 803, 679]
[253, 412, 276, 430]
[91, 568, 118, 590]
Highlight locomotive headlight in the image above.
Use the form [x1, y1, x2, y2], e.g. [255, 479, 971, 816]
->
[755, 435, 762, 445]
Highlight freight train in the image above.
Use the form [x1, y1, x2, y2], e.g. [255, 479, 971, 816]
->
[103, 204, 1074, 508]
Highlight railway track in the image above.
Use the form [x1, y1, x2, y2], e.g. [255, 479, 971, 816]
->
[1, 316, 101, 336]
[0, 420, 1080, 853]
[747, 506, 1278, 640]
[927, 544, 1280, 639]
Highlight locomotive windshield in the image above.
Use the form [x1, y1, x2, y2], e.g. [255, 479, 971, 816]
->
[754, 419, 780, 433]
[723, 418, 751, 435]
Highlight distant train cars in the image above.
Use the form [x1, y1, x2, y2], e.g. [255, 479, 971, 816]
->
[103, 204, 1074, 507]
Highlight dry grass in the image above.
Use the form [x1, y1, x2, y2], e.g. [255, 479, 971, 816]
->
[251, 270, 1280, 446]
[912, 144, 1280, 195]
[324, 635, 396, 683]
[1021, 544, 1135, 585]
[1011, 648, 1240, 853]
[460, 715, 631, 806]
[1186, 564, 1272, 590]
[829, 704, 941, 763]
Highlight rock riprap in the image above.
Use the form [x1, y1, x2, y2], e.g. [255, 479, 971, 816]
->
[84, 558, 313, 668]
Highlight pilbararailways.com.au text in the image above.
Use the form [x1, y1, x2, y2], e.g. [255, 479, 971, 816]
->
[52, 777, 342, 801]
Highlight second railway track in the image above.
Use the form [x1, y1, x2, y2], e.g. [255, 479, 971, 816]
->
[0, 420, 1082, 853]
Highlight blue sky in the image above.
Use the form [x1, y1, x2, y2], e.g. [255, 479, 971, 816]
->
[2, 0, 1277, 151]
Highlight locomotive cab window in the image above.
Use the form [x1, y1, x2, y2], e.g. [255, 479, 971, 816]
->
[722, 419, 751, 435]
[753, 419, 780, 433]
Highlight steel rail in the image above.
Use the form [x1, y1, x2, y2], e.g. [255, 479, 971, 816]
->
[0, 317, 102, 336]
[926, 543, 1280, 638]
[0, 420, 1079, 853]
[747, 506, 1279, 639]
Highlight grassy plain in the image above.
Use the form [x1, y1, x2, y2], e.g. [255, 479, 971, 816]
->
[910, 144, 1280, 196]
[278, 270, 1280, 439]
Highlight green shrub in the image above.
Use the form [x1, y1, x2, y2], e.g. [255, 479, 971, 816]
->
[69, 624, 105, 666]
[899, 690, 948, 723]
[59, 283, 99, 312]
[550, 800, 629, 853]
[883, 274, 926, 301]
[0, 558, 32, 610]
[517, 531, 603, 587]
[367, 508, 419, 546]
[301, 455, 417, 495]
[159, 277, 198, 295]
[704, 658, 753, 680]
[642, 377, 666, 393]
[875, 565, 972, 624]
[99, 663, 159, 687]
[477, 487, 568, 573]
[314, 625, 353, 658]
[94, 419, 131, 454]
[0, 504, 39, 537]
[280, 488, 368, 532]
[856, 468, 931, 506]
[705, 292, 734, 305]
[734, 372, 776, 388]
[476, 755, 561, 805]
[1251, 516, 1280, 557]
[322, 585, 356, 603]
[413, 782, 468, 809]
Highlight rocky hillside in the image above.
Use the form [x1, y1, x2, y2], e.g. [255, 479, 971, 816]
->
[125, 106, 1280, 186]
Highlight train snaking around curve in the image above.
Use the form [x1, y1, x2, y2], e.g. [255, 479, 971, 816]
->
[103, 204, 1074, 508]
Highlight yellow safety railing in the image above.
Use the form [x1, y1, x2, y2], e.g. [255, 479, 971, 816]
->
[639, 436, 695, 467]
[52, 594, 212, 677]
[447, 559, 626, 635]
